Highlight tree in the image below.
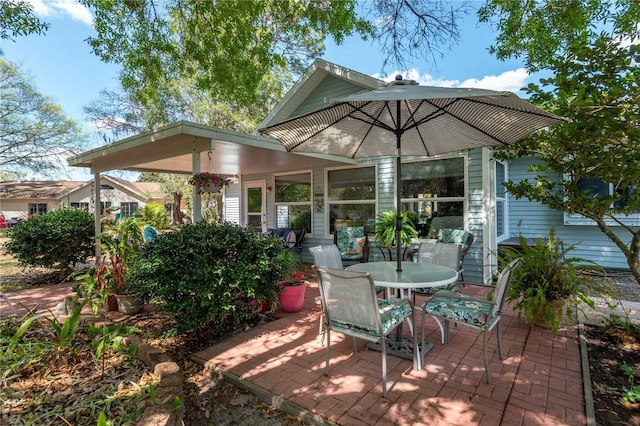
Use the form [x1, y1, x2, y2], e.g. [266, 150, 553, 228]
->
[0, 0, 49, 43]
[0, 58, 88, 176]
[81, 0, 470, 109]
[481, 1, 640, 282]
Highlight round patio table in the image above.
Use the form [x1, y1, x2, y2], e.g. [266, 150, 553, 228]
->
[346, 261, 458, 371]
[346, 261, 458, 299]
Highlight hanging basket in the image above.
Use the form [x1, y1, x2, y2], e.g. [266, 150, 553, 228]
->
[199, 183, 222, 193]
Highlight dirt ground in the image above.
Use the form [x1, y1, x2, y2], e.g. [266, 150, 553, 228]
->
[3, 240, 640, 425]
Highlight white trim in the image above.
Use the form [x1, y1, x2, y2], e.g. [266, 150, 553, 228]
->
[482, 148, 495, 284]
[243, 180, 267, 233]
[324, 163, 378, 238]
[272, 169, 314, 237]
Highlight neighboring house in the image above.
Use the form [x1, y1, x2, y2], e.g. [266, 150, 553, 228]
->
[0, 176, 168, 221]
[66, 58, 634, 281]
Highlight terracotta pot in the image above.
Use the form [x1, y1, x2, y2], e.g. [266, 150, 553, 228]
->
[115, 294, 144, 315]
[277, 284, 306, 313]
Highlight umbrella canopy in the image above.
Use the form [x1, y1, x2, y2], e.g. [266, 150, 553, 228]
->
[259, 76, 564, 271]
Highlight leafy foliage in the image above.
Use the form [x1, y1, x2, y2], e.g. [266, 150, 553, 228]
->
[0, 0, 50, 41]
[133, 202, 171, 230]
[0, 58, 87, 175]
[485, 0, 640, 283]
[3, 209, 95, 271]
[498, 228, 595, 333]
[127, 222, 298, 333]
[373, 210, 418, 247]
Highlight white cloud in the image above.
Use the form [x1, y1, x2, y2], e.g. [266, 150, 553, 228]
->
[25, 0, 93, 26]
[374, 68, 531, 93]
[458, 68, 530, 92]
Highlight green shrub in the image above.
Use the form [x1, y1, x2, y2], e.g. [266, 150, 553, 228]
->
[3, 209, 95, 271]
[134, 202, 171, 230]
[127, 222, 298, 333]
[499, 228, 595, 333]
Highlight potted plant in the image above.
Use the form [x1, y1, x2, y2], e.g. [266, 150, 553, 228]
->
[272, 248, 307, 313]
[373, 210, 418, 248]
[188, 172, 232, 193]
[97, 217, 146, 314]
[277, 273, 309, 313]
[499, 228, 596, 333]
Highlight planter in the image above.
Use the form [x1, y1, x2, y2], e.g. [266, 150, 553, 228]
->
[278, 284, 306, 313]
[106, 294, 119, 311]
[199, 183, 222, 193]
[115, 294, 144, 315]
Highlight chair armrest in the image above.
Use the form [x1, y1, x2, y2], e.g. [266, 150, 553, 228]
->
[426, 292, 496, 307]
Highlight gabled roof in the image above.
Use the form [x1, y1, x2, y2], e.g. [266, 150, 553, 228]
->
[0, 176, 163, 201]
[256, 59, 384, 132]
[0, 181, 84, 199]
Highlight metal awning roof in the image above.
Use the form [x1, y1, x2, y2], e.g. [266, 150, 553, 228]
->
[68, 121, 355, 176]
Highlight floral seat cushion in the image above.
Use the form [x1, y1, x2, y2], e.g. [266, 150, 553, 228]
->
[423, 290, 491, 326]
[332, 298, 412, 337]
[335, 227, 366, 260]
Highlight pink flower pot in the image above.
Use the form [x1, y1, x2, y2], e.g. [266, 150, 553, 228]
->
[278, 283, 306, 313]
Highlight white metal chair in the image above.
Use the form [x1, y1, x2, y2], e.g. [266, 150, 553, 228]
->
[421, 258, 522, 384]
[314, 266, 418, 398]
[310, 244, 384, 333]
[410, 242, 462, 303]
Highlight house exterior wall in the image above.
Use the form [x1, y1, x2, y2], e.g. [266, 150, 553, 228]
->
[237, 149, 487, 279]
[292, 75, 369, 116]
[0, 199, 60, 220]
[508, 157, 632, 269]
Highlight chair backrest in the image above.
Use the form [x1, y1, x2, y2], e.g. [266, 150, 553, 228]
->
[314, 266, 380, 332]
[415, 242, 461, 271]
[142, 225, 158, 242]
[438, 228, 473, 265]
[309, 245, 343, 269]
[333, 226, 368, 260]
[492, 258, 523, 316]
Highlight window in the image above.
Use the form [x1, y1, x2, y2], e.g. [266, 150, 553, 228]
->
[70, 202, 90, 211]
[120, 202, 138, 217]
[495, 161, 508, 241]
[400, 156, 465, 237]
[565, 178, 640, 225]
[274, 172, 312, 232]
[100, 201, 112, 211]
[28, 203, 47, 216]
[327, 166, 376, 234]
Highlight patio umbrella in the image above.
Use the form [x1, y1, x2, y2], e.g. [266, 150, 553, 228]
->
[259, 76, 564, 271]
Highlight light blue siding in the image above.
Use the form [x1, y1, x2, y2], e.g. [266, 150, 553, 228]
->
[292, 76, 367, 116]
[508, 157, 631, 269]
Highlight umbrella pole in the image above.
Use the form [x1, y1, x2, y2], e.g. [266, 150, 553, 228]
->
[395, 100, 403, 272]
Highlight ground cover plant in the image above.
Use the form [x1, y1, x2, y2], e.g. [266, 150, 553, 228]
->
[3, 232, 640, 424]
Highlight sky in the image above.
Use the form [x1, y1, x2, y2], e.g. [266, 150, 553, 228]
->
[3, 0, 537, 181]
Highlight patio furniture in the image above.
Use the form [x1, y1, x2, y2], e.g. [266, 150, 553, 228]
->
[309, 244, 344, 334]
[313, 266, 418, 398]
[310, 244, 384, 333]
[142, 225, 157, 242]
[267, 228, 306, 260]
[333, 225, 369, 266]
[407, 242, 462, 303]
[421, 257, 522, 384]
[437, 229, 474, 280]
[346, 261, 458, 367]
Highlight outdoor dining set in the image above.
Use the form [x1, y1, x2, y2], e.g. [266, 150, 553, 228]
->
[309, 227, 521, 398]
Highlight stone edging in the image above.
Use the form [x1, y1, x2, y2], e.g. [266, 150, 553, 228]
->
[136, 343, 184, 426]
[193, 356, 338, 426]
[578, 321, 596, 426]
